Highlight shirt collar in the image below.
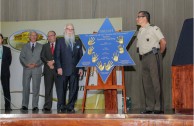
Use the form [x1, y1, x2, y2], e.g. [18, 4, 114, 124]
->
[50, 42, 55, 45]
[30, 42, 36, 46]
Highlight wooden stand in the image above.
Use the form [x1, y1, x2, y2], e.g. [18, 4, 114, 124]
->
[172, 64, 193, 114]
[82, 67, 127, 114]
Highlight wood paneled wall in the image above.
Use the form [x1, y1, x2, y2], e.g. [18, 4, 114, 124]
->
[0, 0, 193, 110]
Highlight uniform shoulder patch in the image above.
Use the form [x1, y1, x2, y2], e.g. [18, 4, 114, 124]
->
[153, 26, 160, 30]
[150, 24, 155, 27]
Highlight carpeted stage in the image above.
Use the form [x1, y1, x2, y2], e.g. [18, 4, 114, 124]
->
[0, 109, 193, 126]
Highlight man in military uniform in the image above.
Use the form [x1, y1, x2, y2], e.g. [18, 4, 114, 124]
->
[136, 11, 167, 114]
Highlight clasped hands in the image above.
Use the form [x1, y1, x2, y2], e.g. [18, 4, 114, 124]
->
[26, 63, 38, 69]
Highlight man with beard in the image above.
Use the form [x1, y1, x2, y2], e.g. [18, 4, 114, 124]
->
[55, 23, 83, 113]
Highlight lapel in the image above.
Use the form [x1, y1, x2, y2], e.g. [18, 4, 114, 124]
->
[2, 46, 5, 59]
[26, 43, 32, 53]
[46, 42, 53, 56]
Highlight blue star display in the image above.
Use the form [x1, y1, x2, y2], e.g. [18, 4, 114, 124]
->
[77, 18, 135, 83]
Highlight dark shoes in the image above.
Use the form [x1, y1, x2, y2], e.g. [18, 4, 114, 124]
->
[32, 107, 39, 113]
[57, 107, 75, 113]
[42, 108, 51, 113]
[67, 108, 75, 113]
[141, 110, 153, 114]
[57, 108, 66, 113]
[5, 107, 12, 111]
[141, 110, 164, 114]
[20, 106, 28, 113]
[153, 110, 164, 114]
[20, 106, 28, 111]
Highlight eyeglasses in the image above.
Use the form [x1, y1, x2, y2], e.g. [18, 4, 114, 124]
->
[47, 35, 55, 37]
[137, 16, 145, 18]
[66, 28, 74, 31]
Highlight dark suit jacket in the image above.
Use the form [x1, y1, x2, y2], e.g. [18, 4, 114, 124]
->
[41, 42, 56, 74]
[1, 46, 12, 78]
[54, 38, 83, 76]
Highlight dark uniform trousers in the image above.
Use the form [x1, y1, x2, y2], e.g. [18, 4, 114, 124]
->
[141, 51, 164, 111]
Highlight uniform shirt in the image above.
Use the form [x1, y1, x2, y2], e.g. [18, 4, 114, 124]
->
[137, 23, 164, 55]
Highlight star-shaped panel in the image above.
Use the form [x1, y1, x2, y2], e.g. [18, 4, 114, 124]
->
[77, 18, 135, 83]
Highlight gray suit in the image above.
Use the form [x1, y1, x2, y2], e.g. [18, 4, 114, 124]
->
[20, 42, 43, 108]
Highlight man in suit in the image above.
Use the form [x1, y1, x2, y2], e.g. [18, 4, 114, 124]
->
[0, 33, 12, 111]
[55, 23, 83, 113]
[41, 31, 58, 113]
[20, 31, 43, 112]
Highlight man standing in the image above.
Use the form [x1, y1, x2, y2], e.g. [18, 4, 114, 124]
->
[41, 31, 57, 113]
[55, 23, 83, 113]
[20, 31, 43, 112]
[136, 11, 166, 114]
[0, 33, 12, 111]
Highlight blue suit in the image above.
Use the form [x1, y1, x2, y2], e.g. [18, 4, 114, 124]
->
[54, 38, 83, 110]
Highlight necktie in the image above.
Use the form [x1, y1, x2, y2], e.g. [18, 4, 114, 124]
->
[31, 44, 34, 52]
[51, 43, 54, 55]
[69, 41, 73, 51]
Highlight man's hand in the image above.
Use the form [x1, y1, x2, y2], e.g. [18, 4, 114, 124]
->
[78, 69, 83, 77]
[160, 38, 167, 53]
[57, 68, 63, 75]
[47, 60, 54, 69]
[26, 63, 37, 68]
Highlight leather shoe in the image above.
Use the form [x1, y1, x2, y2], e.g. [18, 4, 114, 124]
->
[67, 109, 75, 113]
[153, 110, 164, 114]
[57, 108, 66, 113]
[5, 107, 12, 111]
[141, 110, 153, 114]
[42, 108, 51, 113]
[32, 107, 39, 112]
[20, 106, 28, 111]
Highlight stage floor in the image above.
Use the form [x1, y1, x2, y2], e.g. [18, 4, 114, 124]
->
[0, 109, 193, 126]
[0, 109, 177, 114]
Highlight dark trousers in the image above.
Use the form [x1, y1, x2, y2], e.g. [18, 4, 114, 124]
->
[141, 52, 164, 111]
[1, 76, 11, 109]
[57, 74, 79, 110]
[43, 70, 57, 109]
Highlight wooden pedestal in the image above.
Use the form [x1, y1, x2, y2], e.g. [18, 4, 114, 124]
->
[172, 64, 193, 114]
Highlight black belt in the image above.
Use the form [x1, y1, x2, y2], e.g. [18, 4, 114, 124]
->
[142, 48, 160, 57]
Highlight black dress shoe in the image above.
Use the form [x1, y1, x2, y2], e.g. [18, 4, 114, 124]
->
[42, 108, 51, 113]
[140, 110, 153, 114]
[67, 109, 75, 113]
[20, 106, 28, 111]
[153, 110, 164, 114]
[57, 108, 66, 113]
[32, 107, 39, 112]
[5, 108, 12, 111]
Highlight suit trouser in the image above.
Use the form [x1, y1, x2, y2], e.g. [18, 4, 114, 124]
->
[141, 52, 164, 111]
[43, 71, 57, 109]
[57, 74, 79, 110]
[1, 76, 11, 109]
[22, 70, 41, 108]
